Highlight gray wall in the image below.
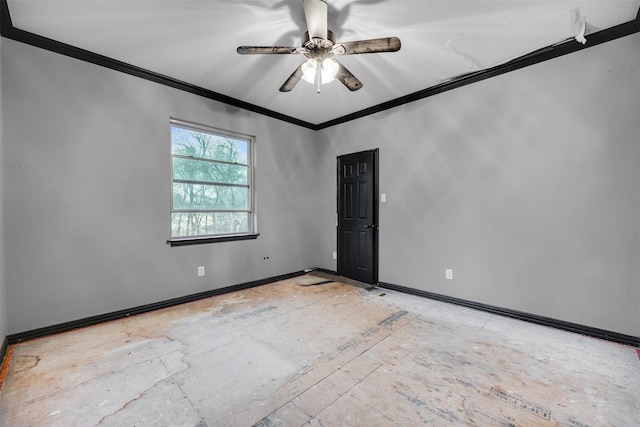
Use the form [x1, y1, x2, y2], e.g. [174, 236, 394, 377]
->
[2, 39, 323, 334]
[2, 32, 639, 339]
[0, 36, 7, 344]
[316, 33, 640, 337]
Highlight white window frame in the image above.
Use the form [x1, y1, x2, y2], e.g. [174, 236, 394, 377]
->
[168, 118, 257, 246]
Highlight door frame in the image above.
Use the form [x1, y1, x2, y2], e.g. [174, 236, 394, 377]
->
[336, 148, 379, 284]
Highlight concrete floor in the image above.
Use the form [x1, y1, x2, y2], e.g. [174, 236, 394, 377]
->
[0, 274, 638, 426]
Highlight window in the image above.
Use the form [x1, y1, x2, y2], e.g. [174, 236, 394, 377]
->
[169, 119, 256, 244]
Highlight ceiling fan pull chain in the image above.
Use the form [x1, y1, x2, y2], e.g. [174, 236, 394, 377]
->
[316, 61, 322, 93]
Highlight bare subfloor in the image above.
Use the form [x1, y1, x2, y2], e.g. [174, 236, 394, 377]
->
[0, 274, 638, 426]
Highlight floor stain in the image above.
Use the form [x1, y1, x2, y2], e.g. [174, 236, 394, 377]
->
[11, 355, 41, 374]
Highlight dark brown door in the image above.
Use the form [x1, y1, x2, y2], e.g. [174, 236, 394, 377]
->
[337, 149, 378, 284]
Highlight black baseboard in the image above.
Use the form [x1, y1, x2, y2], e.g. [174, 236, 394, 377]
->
[379, 282, 639, 348]
[7, 270, 307, 345]
[6, 272, 637, 350]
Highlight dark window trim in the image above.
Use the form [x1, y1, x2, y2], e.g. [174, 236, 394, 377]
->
[167, 233, 259, 247]
[2, 0, 637, 131]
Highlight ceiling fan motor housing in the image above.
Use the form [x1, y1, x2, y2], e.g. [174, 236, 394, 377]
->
[303, 30, 336, 53]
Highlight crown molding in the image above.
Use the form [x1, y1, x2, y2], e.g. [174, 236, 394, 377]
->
[1, 0, 638, 130]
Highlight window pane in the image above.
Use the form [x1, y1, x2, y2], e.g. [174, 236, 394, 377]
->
[173, 183, 248, 210]
[171, 126, 248, 164]
[171, 212, 249, 237]
[170, 120, 254, 240]
[172, 157, 248, 185]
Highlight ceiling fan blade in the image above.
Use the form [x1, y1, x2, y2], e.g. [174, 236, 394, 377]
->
[335, 61, 363, 91]
[279, 64, 304, 92]
[334, 37, 401, 55]
[237, 46, 303, 55]
[303, 0, 328, 40]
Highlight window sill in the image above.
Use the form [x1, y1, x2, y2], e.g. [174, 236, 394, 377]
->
[167, 233, 259, 247]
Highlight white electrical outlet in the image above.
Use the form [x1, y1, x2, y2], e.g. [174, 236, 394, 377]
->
[380, 193, 387, 203]
[198, 266, 205, 277]
[445, 269, 453, 280]
[332, 251, 337, 260]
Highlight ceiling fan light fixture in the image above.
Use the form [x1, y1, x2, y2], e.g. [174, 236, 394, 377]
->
[321, 58, 339, 84]
[301, 58, 339, 86]
[301, 58, 318, 84]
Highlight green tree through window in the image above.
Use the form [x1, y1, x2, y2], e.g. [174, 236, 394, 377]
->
[170, 120, 254, 239]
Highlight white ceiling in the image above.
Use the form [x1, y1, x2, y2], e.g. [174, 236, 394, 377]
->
[6, 0, 640, 126]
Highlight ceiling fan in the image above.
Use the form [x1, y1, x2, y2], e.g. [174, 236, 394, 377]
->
[237, 0, 401, 93]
